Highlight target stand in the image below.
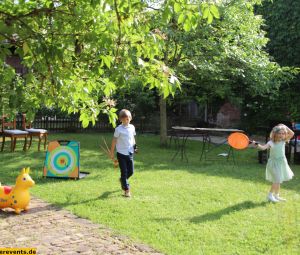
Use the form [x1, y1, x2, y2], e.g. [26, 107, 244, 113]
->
[43, 140, 88, 179]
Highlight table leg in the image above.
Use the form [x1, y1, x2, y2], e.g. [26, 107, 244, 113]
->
[180, 135, 189, 162]
[172, 134, 189, 162]
[200, 136, 205, 161]
[200, 134, 210, 161]
[172, 134, 181, 161]
[200, 136, 236, 162]
[227, 147, 235, 164]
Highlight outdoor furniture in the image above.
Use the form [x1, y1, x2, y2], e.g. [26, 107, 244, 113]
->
[171, 126, 244, 162]
[171, 127, 208, 162]
[22, 114, 48, 151]
[168, 128, 179, 148]
[1, 116, 29, 152]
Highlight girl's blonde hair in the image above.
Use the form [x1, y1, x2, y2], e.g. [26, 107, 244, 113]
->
[269, 124, 287, 142]
[119, 109, 132, 120]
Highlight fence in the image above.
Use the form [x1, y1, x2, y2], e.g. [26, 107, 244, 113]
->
[14, 115, 161, 133]
[14, 114, 204, 134]
[15, 116, 113, 133]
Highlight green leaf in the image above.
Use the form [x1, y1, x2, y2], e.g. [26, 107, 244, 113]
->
[108, 111, 117, 127]
[101, 55, 112, 68]
[178, 13, 185, 24]
[183, 20, 192, 32]
[82, 118, 89, 128]
[80, 112, 90, 128]
[174, 3, 181, 13]
[163, 84, 170, 98]
[202, 7, 209, 19]
[210, 5, 220, 19]
[207, 12, 213, 24]
[162, 7, 172, 22]
[23, 42, 30, 55]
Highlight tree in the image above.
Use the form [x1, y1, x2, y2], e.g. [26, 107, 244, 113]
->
[0, 0, 182, 125]
[1, 0, 295, 146]
[256, 0, 300, 122]
[148, 1, 221, 146]
[147, 0, 295, 144]
[180, 0, 295, 106]
[1, 0, 222, 147]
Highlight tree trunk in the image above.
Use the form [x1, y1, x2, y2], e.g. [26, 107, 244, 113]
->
[160, 95, 168, 147]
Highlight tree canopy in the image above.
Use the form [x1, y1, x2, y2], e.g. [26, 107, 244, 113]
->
[255, 0, 300, 122]
[0, 0, 177, 126]
[162, 0, 295, 107]
[0, 0, 219, 125]
[0, 0, 297, 129]
[145, 0, 295, 136]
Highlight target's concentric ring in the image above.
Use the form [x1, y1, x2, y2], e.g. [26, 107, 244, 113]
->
[47, 147, 77, 176]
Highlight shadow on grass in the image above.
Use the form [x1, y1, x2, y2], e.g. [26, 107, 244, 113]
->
[99, 190, 119, 200]
[35, 192, 120, 208]
[189, 200, 268, 224]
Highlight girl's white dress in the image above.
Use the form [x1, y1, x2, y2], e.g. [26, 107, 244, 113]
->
[266, 141, 294, 183]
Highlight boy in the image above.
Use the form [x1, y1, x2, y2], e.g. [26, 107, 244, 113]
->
[110, 109, 136, 197]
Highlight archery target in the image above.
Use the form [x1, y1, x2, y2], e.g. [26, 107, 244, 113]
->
[43, 140, 80, 179]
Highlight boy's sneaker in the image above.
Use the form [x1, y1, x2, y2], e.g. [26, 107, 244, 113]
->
[274, 195, 286, 202]
[267, 193, 279, 203]
[124, 190, 131, 197]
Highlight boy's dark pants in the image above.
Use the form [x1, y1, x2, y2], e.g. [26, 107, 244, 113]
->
[117, 152, 134, 191]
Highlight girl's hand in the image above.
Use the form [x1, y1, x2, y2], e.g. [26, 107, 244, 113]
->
[251, 141, 260, 149]
[252, 141, 259, 148]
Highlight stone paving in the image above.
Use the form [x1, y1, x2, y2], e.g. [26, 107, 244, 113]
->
[0, 197, 162, 255]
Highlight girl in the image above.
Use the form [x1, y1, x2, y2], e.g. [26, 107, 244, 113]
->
[257, 124, 294, 202]
[110, 109, 136, 197]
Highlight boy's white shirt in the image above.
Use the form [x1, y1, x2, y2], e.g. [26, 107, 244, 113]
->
[114, 124, 136, 155]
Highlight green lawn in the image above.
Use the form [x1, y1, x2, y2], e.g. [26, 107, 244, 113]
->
[1, 133, 300, 255]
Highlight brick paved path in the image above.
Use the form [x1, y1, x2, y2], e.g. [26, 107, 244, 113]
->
[0, 197, 162, 255]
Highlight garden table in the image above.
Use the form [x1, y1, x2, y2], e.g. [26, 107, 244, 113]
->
[171, 126, 244, 162]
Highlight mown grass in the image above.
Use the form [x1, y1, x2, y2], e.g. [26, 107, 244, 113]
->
[1, 133, 300, 255]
